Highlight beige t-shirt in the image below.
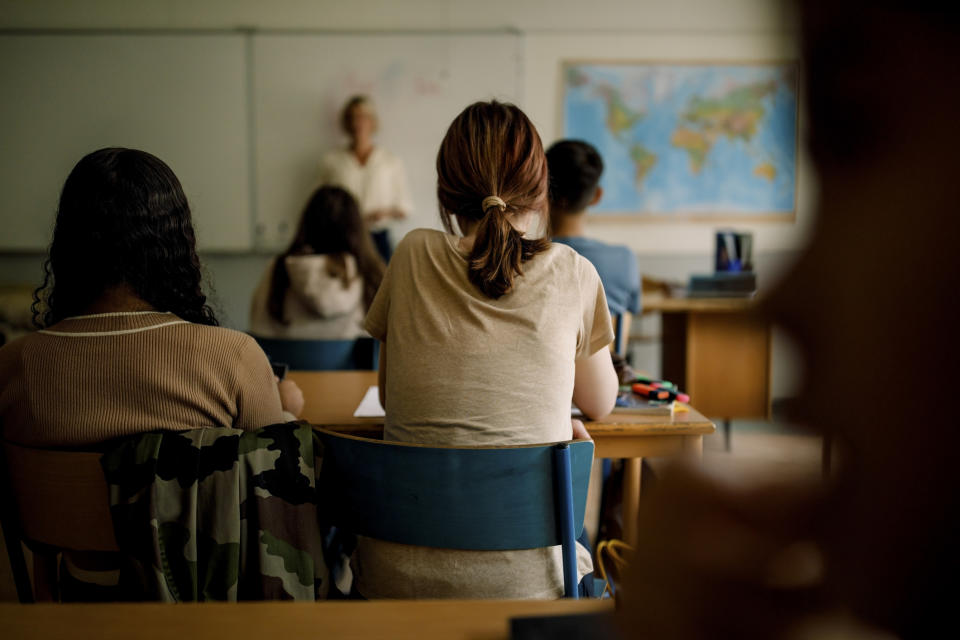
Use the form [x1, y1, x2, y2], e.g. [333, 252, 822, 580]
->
[358, 228, 614, 599]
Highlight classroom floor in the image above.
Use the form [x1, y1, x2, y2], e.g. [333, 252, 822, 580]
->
[701, 419, 822, 482]
[0, 420, 823, 603]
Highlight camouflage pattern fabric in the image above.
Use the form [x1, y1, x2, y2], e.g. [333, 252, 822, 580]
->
[100, 422, 327, 601]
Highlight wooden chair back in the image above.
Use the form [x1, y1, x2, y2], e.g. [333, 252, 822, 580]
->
[315, 428, 594, 597]
[0, 440, 118, 602]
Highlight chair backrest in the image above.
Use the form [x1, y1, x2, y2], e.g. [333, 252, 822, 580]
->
[612, 313, 631, 357]
[0, 440, 118, 553]
[0, 440, 119, 602]
[316, 428, 594, 551]
[252, 336, 378, 371]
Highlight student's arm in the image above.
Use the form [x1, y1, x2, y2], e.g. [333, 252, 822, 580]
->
[235, 335, 289, 429]
[573, 349, 618, 420]
[573, 257, 619, 420]
[278, 378, 304, 418]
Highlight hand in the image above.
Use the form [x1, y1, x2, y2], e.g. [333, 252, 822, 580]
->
[572, 418, 592, 440]
[277, 378, 305, 418]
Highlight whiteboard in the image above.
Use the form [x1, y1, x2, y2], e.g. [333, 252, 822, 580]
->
[0, 34, 250, 251]
[251, 33, 522, 250]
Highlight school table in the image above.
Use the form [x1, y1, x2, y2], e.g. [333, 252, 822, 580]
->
[641, 293, 772, 449]
[289, 370, 716, 546]
[0, 599, 613, 640]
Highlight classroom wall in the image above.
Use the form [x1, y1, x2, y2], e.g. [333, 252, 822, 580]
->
[0, 0, 806, 399]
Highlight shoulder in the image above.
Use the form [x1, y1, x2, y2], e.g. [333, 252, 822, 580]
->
[555, 242, 604, 288]
[394, 228, 445, 254]
[321, 148, 350, 168]
[565, 237, 635, 271]
[373, 147, 403, 166]
[525, 241, 599, 286]
[541, 240, 590, 274]
[173, 322, 264, 359]
[323, 147, 349, 161]
[609, 241, 636, 262]
[0, 333, 33, 374]
[599, 241, 638, 270]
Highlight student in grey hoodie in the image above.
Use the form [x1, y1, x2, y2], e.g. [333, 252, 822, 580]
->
[250, 187, 385, 340]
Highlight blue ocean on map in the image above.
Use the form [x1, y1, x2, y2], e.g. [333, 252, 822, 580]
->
[563, 64, 798, 216]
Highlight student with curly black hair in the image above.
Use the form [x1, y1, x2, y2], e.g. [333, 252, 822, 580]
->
[0, 147, 303, 446]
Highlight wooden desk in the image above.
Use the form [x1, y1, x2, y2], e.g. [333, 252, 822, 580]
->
[642, 293, 772, 449]
[290, 370, 715, 545]
[0, 599, 612, 640]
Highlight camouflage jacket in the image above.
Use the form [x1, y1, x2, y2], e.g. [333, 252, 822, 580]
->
[100, 422, 327, 601]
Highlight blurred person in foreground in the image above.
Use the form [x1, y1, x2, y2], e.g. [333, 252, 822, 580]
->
[618, 2, 960, 638]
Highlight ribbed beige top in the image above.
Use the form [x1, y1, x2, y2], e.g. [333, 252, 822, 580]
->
[0, 311, 285, 446]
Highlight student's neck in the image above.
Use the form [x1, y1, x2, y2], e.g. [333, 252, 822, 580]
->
[455, 210, 538, 253]
[457, 232, 477, 253]
[552, 213, 587, 238]
[83, 285, 155, 315]
[351, 139, 374, 165]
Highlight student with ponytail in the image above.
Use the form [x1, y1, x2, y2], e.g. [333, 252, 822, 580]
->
[358, 100, 619, 599]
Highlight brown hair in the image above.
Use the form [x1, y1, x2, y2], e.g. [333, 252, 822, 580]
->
[436, 101, 549, 299]
[340, 95, 378, 136]
[267, 186, 384, 325]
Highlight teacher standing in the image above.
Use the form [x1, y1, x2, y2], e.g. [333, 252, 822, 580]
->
[319, 95, 413, 263]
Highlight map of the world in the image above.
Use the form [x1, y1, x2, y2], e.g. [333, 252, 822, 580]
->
[562, 62, 798, 218]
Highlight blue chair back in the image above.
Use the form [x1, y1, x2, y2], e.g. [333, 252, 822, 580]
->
[252, 336, 378, 371]
[316, 428, 594, 598]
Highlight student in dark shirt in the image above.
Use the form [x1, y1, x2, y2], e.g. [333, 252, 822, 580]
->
[546, 140, 641, 317]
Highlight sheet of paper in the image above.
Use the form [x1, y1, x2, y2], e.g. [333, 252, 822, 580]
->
[353, 385, 385, 418]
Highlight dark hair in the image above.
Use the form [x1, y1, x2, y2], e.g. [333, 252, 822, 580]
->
[546, 139, 604, 231]
[267, 186, 385, 324]
[32, 147, 217, 328]
[436, 100, 549, 299]
[340, 95, 377, 136]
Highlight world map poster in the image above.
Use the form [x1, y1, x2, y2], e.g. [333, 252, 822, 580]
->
[561, 62, 798, 220]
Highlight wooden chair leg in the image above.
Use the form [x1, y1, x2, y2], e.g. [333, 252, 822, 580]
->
[1, 523, 34, 603]
[32, 552, 59, 602]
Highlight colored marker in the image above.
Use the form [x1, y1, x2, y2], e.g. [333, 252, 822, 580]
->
[632, 383, 672, 400]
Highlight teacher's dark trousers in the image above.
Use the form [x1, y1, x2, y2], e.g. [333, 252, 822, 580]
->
[371, 229, 392, 263]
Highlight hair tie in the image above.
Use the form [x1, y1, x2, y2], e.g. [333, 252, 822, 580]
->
[482, 196, 506, 212]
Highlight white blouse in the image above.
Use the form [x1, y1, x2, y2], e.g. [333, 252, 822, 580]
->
[319, 147, 413, 232]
